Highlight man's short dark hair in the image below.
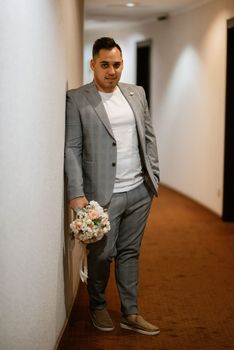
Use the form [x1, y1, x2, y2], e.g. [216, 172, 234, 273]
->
[92, 37, 122, 58]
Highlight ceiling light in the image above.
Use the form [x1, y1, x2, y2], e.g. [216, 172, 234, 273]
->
[126, 2, 136, 7]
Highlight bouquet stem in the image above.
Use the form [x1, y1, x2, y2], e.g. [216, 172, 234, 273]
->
[79, 242, 88, 283]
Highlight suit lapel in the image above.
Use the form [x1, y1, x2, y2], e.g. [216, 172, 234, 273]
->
[84, 83, 115, 139]
[118, 84, 145, 146]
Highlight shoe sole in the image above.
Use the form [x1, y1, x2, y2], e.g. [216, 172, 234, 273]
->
[120, 322, 160, 336]
[89, 311, 115, 332]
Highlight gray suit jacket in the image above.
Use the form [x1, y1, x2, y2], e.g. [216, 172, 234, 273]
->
[64, 82, 159, 207]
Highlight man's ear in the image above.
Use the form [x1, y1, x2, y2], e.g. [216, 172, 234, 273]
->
[90, 59, 95, 71]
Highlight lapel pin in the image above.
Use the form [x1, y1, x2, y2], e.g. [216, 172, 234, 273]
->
[130, 91, 134, 96]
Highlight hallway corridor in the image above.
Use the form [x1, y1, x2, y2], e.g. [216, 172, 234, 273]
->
[58, 186, 234, 350]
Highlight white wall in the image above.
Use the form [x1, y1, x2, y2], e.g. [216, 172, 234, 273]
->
[61, 0, 85, 321]
[84, 0, 234, 216]
[0, 1, 83, 349]
[151, 0, 234, 216]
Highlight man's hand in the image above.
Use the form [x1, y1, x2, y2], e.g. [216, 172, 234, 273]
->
[69, 196, 89, 211]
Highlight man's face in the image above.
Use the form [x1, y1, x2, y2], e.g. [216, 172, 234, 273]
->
[90, 47, 123, 92]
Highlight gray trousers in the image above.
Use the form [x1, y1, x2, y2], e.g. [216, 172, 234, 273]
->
[87, 182, 153, 316]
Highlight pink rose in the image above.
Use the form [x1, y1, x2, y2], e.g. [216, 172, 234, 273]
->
[75, 221, 82, 229]
[88, 210, 98, 220]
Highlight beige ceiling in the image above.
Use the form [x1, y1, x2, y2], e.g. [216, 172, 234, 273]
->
[85, 0, 212, 29]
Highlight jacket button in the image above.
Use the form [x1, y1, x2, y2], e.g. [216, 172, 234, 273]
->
[112, 162, 116, 167]
[112, 142, 116, 146]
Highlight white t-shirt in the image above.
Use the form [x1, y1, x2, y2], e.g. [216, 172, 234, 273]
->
[99, 87, 143, 192]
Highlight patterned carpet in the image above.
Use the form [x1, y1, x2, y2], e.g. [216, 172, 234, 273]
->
[58, 185, 234, 350]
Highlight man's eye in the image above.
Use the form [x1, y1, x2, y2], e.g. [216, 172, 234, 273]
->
[101, 63, 108, 68]
[113, 63, 121, 69]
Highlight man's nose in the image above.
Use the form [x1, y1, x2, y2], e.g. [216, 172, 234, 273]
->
[108, 65, 116, 75]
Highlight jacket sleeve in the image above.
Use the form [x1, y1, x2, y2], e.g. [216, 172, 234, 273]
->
[64, 91, 84, 200]
[141, 87, 160, 185]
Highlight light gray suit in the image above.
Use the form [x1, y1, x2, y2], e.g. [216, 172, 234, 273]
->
[65, 81, 160, 315]
[65, 82, 159, 206]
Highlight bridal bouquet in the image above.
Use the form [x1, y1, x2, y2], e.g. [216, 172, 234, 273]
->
[70, 200, 111, 243]
[70, 201, 111, 283]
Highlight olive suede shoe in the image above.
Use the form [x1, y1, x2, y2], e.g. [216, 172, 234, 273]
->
[120, 315, 160, 336]
[89, 308, 115, 331]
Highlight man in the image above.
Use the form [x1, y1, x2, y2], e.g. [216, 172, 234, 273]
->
[65, 37, 160, 336]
